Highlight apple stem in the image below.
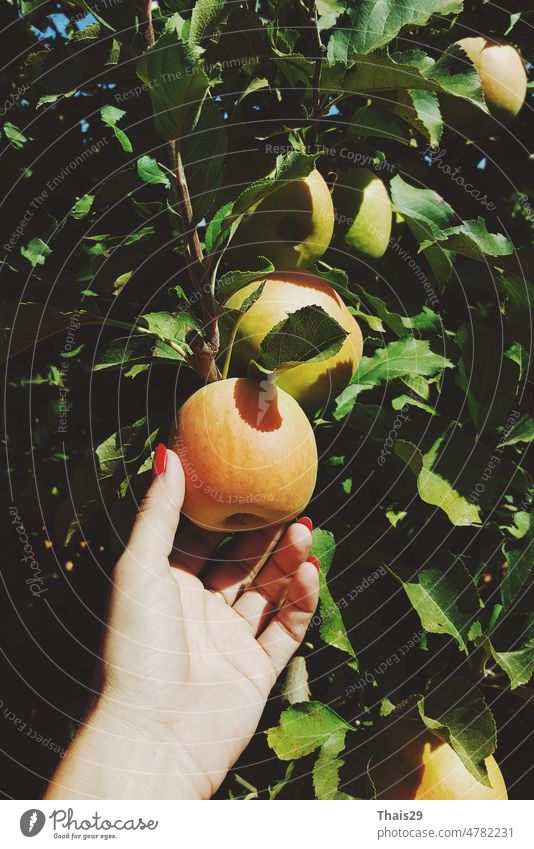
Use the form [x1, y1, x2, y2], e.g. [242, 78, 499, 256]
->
[221, 312, 244, 381]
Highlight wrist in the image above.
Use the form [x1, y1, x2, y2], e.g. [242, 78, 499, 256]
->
[45, 697, 210, 800]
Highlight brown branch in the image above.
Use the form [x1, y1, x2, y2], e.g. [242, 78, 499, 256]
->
[308, 0, 325, 149]
[143, 0, 155, 48]
[175, 145, 220, 382]
[141, 0, 219, 382]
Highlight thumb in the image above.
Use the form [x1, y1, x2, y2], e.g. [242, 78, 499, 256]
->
[125, 445, 185, 567]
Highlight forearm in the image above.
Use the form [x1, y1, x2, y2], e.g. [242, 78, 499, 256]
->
[44, 703, 207, 800]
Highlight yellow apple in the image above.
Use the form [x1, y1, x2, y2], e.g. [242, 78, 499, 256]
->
[228, 169, 334, 270]
[370, 718, 508, 800]
[457, 37, 527, 123]
[170, 378, 318, 532]
[224, 271, 363, 410]
[334, 168, 392, 259]
[443, 38, 527, 135]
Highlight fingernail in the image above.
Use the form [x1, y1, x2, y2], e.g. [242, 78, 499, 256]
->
[152, 443, 167, 478]
[307, 555, 320, 571]
[297, 516, 313, 532]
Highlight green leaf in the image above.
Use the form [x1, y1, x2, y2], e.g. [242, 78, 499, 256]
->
[205, 201, 233, 253]
[313, 729, 353, 800]
[416, 428, 497, 526]
[71, 194, 94, 219]
[281, 657, 311, 705]
[137, 19, 210, 141]
[216, 258, 274, 302]
[100, 105, 132, 153]
[137, 310, 199, 340]
[94, 336, 186, 373]
[55, 417, 156, 546]
[95, 419, 152, 479]
[390, 174, 456, 241]
[395, 88, 443, 147]
[2, 121, 29, 148]
[316, 0, 344, 30]
[256, 306, 348, 372]
[418, 677, 496, 786]
[423, 218, 514, 262]
[269, 762, 295, 799]
[267, 702, 352, 761]
[418, 467, 481, 524]
[489, 617, 534, 690]
[189, 0, 227, 44]
[493, 645, 534, 689]
[388, 555, 483, 653]
[330, 0, 462, 56]
[312, 529, 357, 660]
[137, 155, 171, 187]
[355, 287, 441, 337]
[500, 414, 534, 446]
[21, 237, 51, 267]
[392, 394, 435, 415]
[334, 338, 452, 419]
[501, 512, 534, 611]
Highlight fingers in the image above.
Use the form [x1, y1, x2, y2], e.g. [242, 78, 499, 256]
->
[232, 522, 313, 633]
[124, 447, 185, 571]
[258, 561, 319, 677]
[202, 521, 308, 605]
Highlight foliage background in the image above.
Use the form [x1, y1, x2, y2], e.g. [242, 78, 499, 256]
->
[0, 0, 533, 799]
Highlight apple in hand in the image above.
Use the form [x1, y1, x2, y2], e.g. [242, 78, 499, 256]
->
[170, 378, 318, 532]
[334, 168, 392, 260]
[224, 271, 363, 411]
[228, 169, 334, 270]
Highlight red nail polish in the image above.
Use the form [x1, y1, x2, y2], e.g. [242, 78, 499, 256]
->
[307, 555, 320, 571]
[297, 516, 313, 532]
[152, 443, 167, 478]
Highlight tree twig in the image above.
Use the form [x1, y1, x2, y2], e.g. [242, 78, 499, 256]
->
[308, 0, 325, 148]
[175, 144, 220, 381]
[143, 0, 155, 48]
[141, 0, 219, 382]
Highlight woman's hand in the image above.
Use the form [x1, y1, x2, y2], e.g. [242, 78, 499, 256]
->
[45, 446, 319, 799]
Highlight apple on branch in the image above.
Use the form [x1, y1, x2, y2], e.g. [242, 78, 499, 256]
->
[442, 37, 527, 136]
[370, 717, 508, 800]
[223, 271, 363, 411]
[334, 167, 392, 260]
[228, 169, 334, 270]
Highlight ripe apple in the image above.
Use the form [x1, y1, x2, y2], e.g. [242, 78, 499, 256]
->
[334, 168, 392, 259]
[224, 271, 363, 411]
[370, 718, 508, 800]
[228, 169, 334, 270]
[443, 37, 527, 134]
[170, 377, 318, 532]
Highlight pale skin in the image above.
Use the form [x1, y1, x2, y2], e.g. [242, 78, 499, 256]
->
[45, 448, 319, 799]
